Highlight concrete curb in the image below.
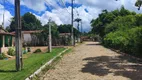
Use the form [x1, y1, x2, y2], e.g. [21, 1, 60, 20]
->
[25, 48, 69, 80]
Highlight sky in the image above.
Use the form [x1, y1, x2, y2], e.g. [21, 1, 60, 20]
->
[0, 0, 141, 32]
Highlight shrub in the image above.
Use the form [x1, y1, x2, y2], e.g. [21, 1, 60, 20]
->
[103, 27, 142, 57]
[128, 27, 142, 56]
[0, 53, 7, 59]
[105, 15, 137, 34]
[0, 54, 4, 59]
[104, 31, 129, 50]
[34, 49, 42, 53]
[7, 47, 15, 56]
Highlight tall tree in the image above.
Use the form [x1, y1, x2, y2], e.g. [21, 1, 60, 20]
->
[22, 12, 41, 30]
[8, 12, 42, 32]
[91, 6, 136, 37]
[58, 24, 80, 37]
[135, 0, 142, 10]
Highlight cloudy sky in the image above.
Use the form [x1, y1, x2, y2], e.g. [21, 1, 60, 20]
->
[0, 0, 141, 32]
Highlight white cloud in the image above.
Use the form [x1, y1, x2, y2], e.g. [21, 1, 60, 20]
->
[21, 0, 46, 11]
[8, 0, 14, 4]
[5, 0, 142, 31]
[35, 11, 63, 25]
[120, 0, 142, 13]
[35, 5, 99, 32]
[0, 4, 13, 28]
[8, 0, 60, 12]
[66, 0, 141, 12]
[0, 4, 4, 9]
[6, 0, 46, 11]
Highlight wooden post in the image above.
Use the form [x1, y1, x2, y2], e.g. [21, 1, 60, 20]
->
[15, 0, 22, 71]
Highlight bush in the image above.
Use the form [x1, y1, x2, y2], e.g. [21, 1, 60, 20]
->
[128, 27, 142, 56]
[0, 53, 7, 59]
[34, 49, 42, 53]
[7, 47, 15, 56]
[105, 15, 137, 34]
[103, 27, 142, 57]
[104, 31, 129, 50]
[0, 54, 4, 59]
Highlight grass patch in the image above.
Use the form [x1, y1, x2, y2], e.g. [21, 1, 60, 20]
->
[0, 48, 65, 80]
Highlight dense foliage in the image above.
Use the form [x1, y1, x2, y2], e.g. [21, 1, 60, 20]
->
[58, 24, 80, 37]
[0, 53, 7, 59]
[7, 12, 42, 32]
[91, 6, 136, 37]
[7, 47, 15, 56]
[91, 6, 142, 57]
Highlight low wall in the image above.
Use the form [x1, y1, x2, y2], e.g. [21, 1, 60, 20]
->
[29, 46, 66, 53]
[1, 47, 9, 53]
[29, 47, 47, 53]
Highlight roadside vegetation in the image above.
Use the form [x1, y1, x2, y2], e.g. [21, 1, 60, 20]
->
[6, 12, 80, 46]
[0, 48, 65, 80]
[90, 6, 142, 57]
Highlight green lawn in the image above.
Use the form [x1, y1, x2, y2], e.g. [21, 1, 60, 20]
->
[0, 48, 65, 80]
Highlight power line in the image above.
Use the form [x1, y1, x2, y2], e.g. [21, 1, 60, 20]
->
[73, 0, 79, 16]
[59, 0, 71, 14]
[44, 0, 55, 11]
[44, 0, 71, 15]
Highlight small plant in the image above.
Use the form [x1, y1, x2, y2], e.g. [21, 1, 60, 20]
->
[0, 54, 4, 59]
[7, 47, 15, 56]
[0, 53, 7, 59]
[34, 49, 42, 53]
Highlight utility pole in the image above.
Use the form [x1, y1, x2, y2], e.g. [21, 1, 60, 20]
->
[71, 0, 74, 46]
[77, 21, 79, 43]
[81, 20, 83, 43]
[15, 0, 22, 71]
[48, 18, 52, 53]
[81, 20, 83, 34]
[2, 0, 5, 28]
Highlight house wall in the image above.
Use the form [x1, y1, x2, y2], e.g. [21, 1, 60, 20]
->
[23, 33, 32, 43]
[23, 33, 41, 46]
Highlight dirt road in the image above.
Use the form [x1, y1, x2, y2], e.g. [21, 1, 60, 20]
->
[41, 42, 142, 80]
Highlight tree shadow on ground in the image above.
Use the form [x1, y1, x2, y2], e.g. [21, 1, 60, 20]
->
[81, 55, 142, 80]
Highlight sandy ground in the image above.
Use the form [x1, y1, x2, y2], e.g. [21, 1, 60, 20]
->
[40, 42, 142, 80]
